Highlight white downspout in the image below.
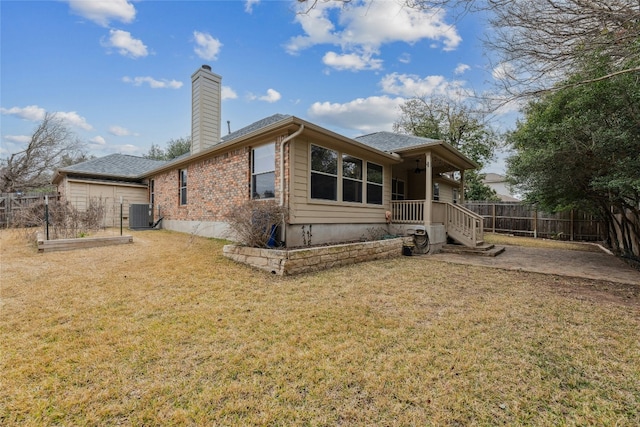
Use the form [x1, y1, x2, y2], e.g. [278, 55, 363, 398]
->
[279, 124, 304, 244]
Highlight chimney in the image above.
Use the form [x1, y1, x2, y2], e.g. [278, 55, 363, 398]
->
[191, 65, 222, 154]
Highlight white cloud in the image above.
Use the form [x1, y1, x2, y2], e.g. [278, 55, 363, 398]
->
[1, 105, 92, 130]
[89, 135, 107, 145]
[0, 105, 46, 121]
[221, 86, 238, 100]
[244, 0, 260, 13]
[108, 125, 135, 137]
[122, 76, 183, 89]
[102, 29, 148, 58]
[454, 63, 470, 75]
[67, 0, 136, 27]
[260, 89, 281, 103]
[287, 5, 340, 54]
[308, 95, 405, 134]
[55, 111, 93, 131]
[4, 135, 31, 144]
[287, 1, 461, 70]
[398, 53, 411, 64]
[193, 31, 222, 61]
[492, 62, 515, 81]
[322, 51, 383, 71]
[379, 72, 468, 99]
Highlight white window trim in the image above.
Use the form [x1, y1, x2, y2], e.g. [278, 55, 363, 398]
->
[308, 143, 384, 206]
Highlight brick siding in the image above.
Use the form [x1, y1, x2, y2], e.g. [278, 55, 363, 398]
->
[150, 136, 286, 223]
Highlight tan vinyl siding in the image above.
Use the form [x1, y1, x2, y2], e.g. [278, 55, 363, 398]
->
[64, 179, 148, 227]
[289, 138, 392, 225]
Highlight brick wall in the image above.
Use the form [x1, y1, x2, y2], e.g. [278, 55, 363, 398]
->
[150, 136, 285, 223]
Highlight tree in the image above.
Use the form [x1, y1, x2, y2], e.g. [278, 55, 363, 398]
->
[144, 136, 191, 161]
[0, 113, 85, 193]
[144, 144, 166, 161]
[393, 95, 501, 200]
[506, 55, 640, 257]
[482, 0, 640, 97]
[297, 0, 640, 98]
[59, 152, 96, 168]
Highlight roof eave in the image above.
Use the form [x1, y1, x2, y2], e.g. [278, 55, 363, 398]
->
[394, 141, 479, 170]
[145, 116, 401, 177]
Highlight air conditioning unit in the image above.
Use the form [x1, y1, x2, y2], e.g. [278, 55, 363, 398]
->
[129, 204, 153, 229]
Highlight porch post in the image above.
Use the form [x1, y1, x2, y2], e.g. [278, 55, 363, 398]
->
[425, 151, 432, 225]
[460, 169, 465, 204]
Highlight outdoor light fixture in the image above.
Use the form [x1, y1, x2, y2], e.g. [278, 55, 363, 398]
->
[414, 158, 426, 174]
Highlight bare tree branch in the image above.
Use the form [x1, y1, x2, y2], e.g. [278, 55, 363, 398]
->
[296, 0, 640, 99]
[0, 113, 86, 193]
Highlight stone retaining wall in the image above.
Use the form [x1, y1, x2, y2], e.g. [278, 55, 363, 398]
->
[223, 237, 406, 275]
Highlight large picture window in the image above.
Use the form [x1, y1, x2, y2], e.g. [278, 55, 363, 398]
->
[311, 145, 337, 200]
[366, 162, 383, 204]
[342, 154, 362, 203]
[252, 143, 276, 199]
[179, 169, 187, 205]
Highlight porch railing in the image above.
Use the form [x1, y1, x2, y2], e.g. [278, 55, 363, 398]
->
[391, 200, 484, 247]
[391, 200, 426, 224]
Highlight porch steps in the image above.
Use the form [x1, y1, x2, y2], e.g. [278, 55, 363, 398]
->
[441, 243, 506, 257]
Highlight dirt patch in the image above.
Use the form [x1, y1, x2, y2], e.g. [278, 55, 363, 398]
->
[531, 273, 640, 310]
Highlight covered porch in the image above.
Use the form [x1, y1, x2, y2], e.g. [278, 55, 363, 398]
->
[388, 146, 485, 250]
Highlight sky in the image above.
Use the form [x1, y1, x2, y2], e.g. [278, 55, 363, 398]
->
[1, 0, 517, 173]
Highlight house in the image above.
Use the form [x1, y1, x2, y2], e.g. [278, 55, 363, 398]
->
[52, 154, 166, 228]
[54, 65, 485, 252]
[483, 173, 520, 202]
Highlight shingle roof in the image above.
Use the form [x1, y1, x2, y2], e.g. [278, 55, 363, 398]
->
[221, 114, 292, 142]
[59, 154, 167, 178]
[354, 131, 441, 153]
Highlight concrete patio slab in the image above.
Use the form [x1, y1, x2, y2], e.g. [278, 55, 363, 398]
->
[430, 245, 640, 285]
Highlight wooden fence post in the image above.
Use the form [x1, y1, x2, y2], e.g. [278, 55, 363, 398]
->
[533, 207, 538, 239]
[570, 209, 574, 241]
[492, 203, 496, 233]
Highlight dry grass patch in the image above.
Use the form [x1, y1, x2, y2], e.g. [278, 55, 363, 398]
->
[484, 232, 604, 252]
[1, 229, 639, 425]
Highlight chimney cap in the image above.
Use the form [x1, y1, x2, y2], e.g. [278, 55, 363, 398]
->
[201, 64, 212, 71]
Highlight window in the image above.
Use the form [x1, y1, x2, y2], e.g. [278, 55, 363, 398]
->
[150, 179, 155, 205]
[433, 183, 440, 201]
[311, 145, 338, 200]
[366, 162, 383, 205]
[179, 169, 187, 205]
[392, 178, 405, 201]
[252, 143, 276, 199]
[342, 154, 362, 203]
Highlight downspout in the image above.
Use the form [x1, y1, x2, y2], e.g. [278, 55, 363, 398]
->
[279, 124, 305, 244]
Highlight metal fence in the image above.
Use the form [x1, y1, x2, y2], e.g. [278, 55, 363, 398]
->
[464, 201, 605, 241]
[0, 192, 59, 228]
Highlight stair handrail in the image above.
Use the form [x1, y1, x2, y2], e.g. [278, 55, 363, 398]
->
[445, 202, 484, 244]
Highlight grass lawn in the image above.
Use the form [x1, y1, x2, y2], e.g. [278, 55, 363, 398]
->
[483, 232, 605, 252]
[1, 229, 639, 425]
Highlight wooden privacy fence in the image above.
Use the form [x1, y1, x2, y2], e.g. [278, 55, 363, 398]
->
[0, 192, 59, 227]
[464, 202, 604, 241]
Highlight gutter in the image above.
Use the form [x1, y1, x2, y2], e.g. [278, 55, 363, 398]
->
[279, 124, 305, 244]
